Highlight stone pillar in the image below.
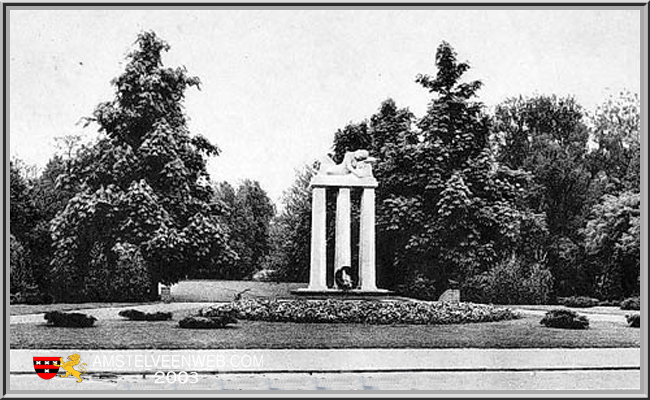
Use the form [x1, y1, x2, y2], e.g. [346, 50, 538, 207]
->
[334, 188, 352, 274]
[308, 187, 327, 290]
[359, 187, 378, 290]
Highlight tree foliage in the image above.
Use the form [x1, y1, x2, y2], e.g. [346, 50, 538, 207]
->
[329, 42, 549, 297]
[270, 165, 316, 282]
[50, 31, 234, 301]
[582, 191, 640, 299]
[212, 180, 276, 279]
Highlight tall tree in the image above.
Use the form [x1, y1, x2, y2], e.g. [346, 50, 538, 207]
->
[587, 90, 640, 194]
[50, 31, 235, 301]
[331, 42, 547, 298]
[582, 191, 640, 299]
[270, 165, 316, 282]
[229, 180, 276, 279]
[493, 95, 592, 296]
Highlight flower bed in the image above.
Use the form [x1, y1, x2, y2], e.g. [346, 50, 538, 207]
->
[201, 299, 519, 325]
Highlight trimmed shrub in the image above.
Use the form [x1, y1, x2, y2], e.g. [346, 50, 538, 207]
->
[178, 316, 237, 329]
[44, 311, 97, 328]
[204, 299, 520, 325]
[118, 309, 172, 321]
[558, 296, 600, 308]
[179, 308, 238, 329]
[540, 309, 589, 330]
[626, 314, 640, 328]
[620, 297, 640, 311]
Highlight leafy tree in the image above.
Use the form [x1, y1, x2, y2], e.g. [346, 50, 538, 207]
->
[587, 91, 640, 193]
[270, 165, 316, 282]
[331, 42, 548, 298]
[216, 180, 275, 279]
[50, 31, 235, 301]
[493, 95, 592, 297]
[10, 160, 38, 243]
[582, 191, 640, 299]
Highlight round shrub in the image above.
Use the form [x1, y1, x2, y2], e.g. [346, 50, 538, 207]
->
[620, 297, 640, 311]
[540, 309, 589, 330]
[626, 314, 640, 328]
[558, 296, 600, 308]
[44, 311, 97, 328]
[204, 299, 520, 325]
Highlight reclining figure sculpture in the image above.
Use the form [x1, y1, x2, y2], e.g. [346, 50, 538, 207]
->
[318, 149, 377, 178]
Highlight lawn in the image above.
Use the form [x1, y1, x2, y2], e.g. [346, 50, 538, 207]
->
[9, 302, 155, 316]
[10, 314, 640, 349]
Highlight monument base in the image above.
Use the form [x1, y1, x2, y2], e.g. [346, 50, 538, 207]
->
[291, 288, 396, 299]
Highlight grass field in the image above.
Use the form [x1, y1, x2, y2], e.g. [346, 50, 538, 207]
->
[9, 302, 154, 316]
[10, 313, 639, 350]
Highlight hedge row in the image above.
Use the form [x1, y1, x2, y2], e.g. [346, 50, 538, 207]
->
[202, 299, 520, 325]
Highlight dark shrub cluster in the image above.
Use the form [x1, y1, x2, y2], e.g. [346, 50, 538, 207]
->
[558, 296, 600, 308]
[179, 308, 238, 329]
[540, 309, 589, 329]
[396, 273, 439, 301]
[205, 299, 519, 325]
[118, 309, 172, 321]
[44, 311, 97, 328]
[626, 314, 640, 328]
[620, 297, 640, 311]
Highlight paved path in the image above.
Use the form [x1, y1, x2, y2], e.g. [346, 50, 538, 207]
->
[9, 369, 641, 391]
[9, 348, 641, 374]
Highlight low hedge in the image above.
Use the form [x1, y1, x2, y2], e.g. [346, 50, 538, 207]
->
[203, 299, 519, 325]
[44, 311, 97, 328]
[620, 297, 640, 311]
[179, 308, 238, 329]
[540, 309, 589, 330]
[558, 296, 600, 308]
[118, 309, 172, 321]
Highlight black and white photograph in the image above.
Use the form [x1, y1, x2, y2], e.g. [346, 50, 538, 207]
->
[3, 3, 647, 395]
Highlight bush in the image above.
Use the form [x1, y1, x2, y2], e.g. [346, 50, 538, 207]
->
[10, 234, 34, 298]
[44, 311, 97, 328]
[178, 316, 237, 329]
[118, 309, 172, 321]
[626, 314, 640, 328]
[558, 296, 600, 308]
[204, 299, 520, 325]
[462, 258, 554, 305]
[540, 309, 589, 329]
[620, 297, 640, 310]
[55, 243, 154, 303]
[396, 272, 438, 301]
[179, 308, 238, 329]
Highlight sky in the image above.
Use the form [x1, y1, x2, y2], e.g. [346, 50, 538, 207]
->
[8, 8, 642, 204]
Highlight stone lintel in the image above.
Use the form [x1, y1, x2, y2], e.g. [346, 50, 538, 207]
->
[310, 175, 378, 188]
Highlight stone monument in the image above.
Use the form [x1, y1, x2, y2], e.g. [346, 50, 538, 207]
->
[293, 150, 392, 296]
